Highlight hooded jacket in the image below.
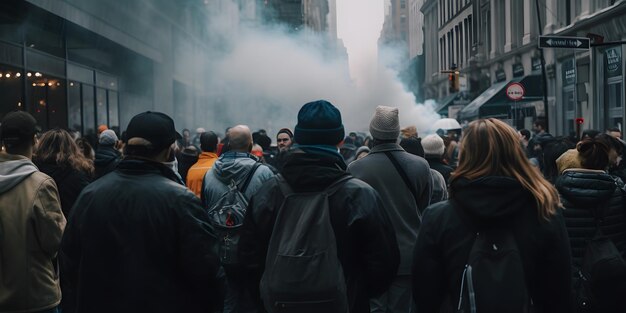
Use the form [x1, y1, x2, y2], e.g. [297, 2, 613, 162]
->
[0, 152, 66, 313]
[201, 151, 274, 209]
[412, 177, 572, 313]
[186, 152, 218, 198]
[239, 147, 400, 313]
[556, 169, 626, 268]
[60, 157, 222, 313]
[348, 143, 432, 275]
[94, 145, 122, 179]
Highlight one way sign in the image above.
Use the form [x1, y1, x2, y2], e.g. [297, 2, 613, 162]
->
[539, 36, 590, 50]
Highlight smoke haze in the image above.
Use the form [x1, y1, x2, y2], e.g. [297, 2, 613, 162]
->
[202, 0, 440, 137]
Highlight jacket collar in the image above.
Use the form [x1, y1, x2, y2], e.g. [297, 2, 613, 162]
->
[370, 143, 404, 153]
[199, 152, 218, 160]
[117, 157, 184, 185]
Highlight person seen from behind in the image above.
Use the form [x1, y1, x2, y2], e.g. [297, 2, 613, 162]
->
[555, 136, 626, 312]
[412, 118, 572, 313]
[94, 129, 122, 179]
[0, 111, 66, 313]
[34, 128, 94, 218]
[186, 131, 219, 198]
[239, 100, 400, 313]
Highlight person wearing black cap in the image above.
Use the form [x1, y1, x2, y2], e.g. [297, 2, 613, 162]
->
[0, 111, 66, 313]
[239, 100, 400, 313]
[60, 111, 223, 313]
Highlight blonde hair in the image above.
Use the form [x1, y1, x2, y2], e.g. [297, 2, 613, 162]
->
[450, 118, 560, 220]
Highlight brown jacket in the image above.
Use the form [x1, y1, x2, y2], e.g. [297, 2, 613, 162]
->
[0, 152, 66, 313]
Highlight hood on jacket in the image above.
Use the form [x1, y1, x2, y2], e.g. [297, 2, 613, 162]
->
[451, 176, 535, 223]
[0, 156, 39, 194]
[94, 146, 121, 167]
[281, 148, 349, 193]
[556, 170, 616, 206]
[212, 152, 257, 185]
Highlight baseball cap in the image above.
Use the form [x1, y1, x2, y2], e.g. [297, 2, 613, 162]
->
[123, 111, 182, 151]
[1, 111, 38, 143]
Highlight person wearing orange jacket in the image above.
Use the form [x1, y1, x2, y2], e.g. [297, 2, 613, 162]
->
[186, 131, 219, 197]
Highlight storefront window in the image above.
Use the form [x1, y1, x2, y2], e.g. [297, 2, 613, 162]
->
[82, 84, 95, 139]
[0, 65, 24, 120]
[26, 71, 65, 130]
[96, 88, 107, 127]
[108, 91, 119, 130]
[68, 81, 82, 132]
[604, 46, 623, 130]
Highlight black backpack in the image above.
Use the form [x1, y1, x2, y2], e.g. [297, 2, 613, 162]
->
[455, 205, 532, 313]
[260, 175, 351, 313]
[207, 162, 261, 265]
[574, 202, 626, 312]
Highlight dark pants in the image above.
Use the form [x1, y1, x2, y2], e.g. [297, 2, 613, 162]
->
[223, 276, 258, 313]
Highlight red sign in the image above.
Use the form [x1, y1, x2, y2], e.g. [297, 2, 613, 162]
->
[506, 82, 525, 101]
[576, 118, 584, 124]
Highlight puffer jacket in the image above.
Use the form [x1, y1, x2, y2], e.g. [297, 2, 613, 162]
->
[60, 158, 222, 313]
[555, 169, 626, 268]
[412, 176, 572, 313]
[201, 151, 274, 210]
[0, 152, 66, 313]
[239, 147, 400, 313]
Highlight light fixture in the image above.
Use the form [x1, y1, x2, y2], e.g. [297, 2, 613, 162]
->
[56, 82, 60, 86]
[17, 102, 22, 107]
[32, 83, 36, 86]
[27, 72, 32, 77]
[48, 82, 53, 86]
[70, 82, 74, 86]
[5, 73, 11, 78]
[35, 72, 42, 77]
[15, 72, 21, 77]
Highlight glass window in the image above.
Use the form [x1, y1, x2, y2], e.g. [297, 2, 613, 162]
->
[108, 91, 119, 131]
[563, 88, 575, 135]
[68, 81, 82, 132]
[96, 88, 107, 127]
[0, 65, 24, 121]
[82, 84, 95, 138]
[47, 78, 66, 129]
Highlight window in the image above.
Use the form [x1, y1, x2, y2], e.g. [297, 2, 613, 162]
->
[26, 71, 66, 130]
[0, 65, 24, 121]
[400, 0, 406, 9]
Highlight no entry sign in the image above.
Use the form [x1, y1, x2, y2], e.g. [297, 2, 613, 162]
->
[506, 82, 525, 101]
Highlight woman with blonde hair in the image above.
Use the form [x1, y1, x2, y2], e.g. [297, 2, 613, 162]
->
[412, 118, 571, 313]
[34, 129, 93, 217]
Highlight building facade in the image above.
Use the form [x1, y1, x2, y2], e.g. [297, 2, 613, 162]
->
[421, 0, 626, 134]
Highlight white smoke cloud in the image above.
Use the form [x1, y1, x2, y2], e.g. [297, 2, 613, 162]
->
[202, 1, 441, 138]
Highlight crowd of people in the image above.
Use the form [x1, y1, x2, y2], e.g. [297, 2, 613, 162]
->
[0, 99, 625, 313]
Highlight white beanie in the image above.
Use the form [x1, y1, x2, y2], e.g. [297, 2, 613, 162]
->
[422, 134, 445, 157]
[369, 106, 400, 140]
[99, 129, 118, 146]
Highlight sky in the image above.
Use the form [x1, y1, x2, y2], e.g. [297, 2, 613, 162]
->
[336, 0, 385, 83]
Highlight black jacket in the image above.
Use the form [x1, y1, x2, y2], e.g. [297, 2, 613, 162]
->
[94, 145, 121, 179]
[412, 177, 572, 313]
[60, 158, 222, 313]
[35, 162, 92, 217]
[556, 170, 626, 269]
[425, 157, 453, 183]
[239, 148, 400, 313]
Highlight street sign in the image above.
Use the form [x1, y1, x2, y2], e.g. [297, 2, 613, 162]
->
[506, 82, 525, 101]
[539, 36, 590, 49]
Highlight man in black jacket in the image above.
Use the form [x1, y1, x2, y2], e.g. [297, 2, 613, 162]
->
[93, 129, 122, 179]
[60, 111, 222, 313]
[239, 100, 400, 313]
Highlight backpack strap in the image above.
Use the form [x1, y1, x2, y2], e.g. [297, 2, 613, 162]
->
[239, 162, 262, 193]
[383, 151, 422, 219]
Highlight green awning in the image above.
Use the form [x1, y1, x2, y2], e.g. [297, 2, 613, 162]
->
[434, 93, 458, 115]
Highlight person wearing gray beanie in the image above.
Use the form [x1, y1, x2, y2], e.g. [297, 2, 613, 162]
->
[422, 134, 453, 183]
[349, 105, 433, 313]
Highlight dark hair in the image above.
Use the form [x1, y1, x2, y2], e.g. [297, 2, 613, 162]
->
[533, 119, 547, 130]
[577, 139, 610, 170]
[596, 133, 623, 154]
[399, 137, 425, 158]
[200, 131, 218, 152]
[607, 127, 621, 133]
[372, 138, 397, 146]
[541, 137, 575, 183]
[519, 129, 531, 141]
[581, 129, 600, 140]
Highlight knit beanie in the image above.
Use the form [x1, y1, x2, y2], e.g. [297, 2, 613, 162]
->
[99, 129, 118, 146]
[369, 106, 400, 140]
[294, 100, 345, 146]
[422, 134, 445, 157]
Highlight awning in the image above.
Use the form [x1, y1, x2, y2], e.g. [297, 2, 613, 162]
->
[434, 93, 458, 116]
[458, 75, 543, 121]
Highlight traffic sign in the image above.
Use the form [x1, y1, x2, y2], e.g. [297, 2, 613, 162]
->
[506, 82, 525, 101]
[539, 36, 590, 49]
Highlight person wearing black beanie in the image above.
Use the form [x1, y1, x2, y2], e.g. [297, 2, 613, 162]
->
[240, 100, 400, 313]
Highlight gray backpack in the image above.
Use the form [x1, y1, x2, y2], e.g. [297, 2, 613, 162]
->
[260, 175, 351, 313]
